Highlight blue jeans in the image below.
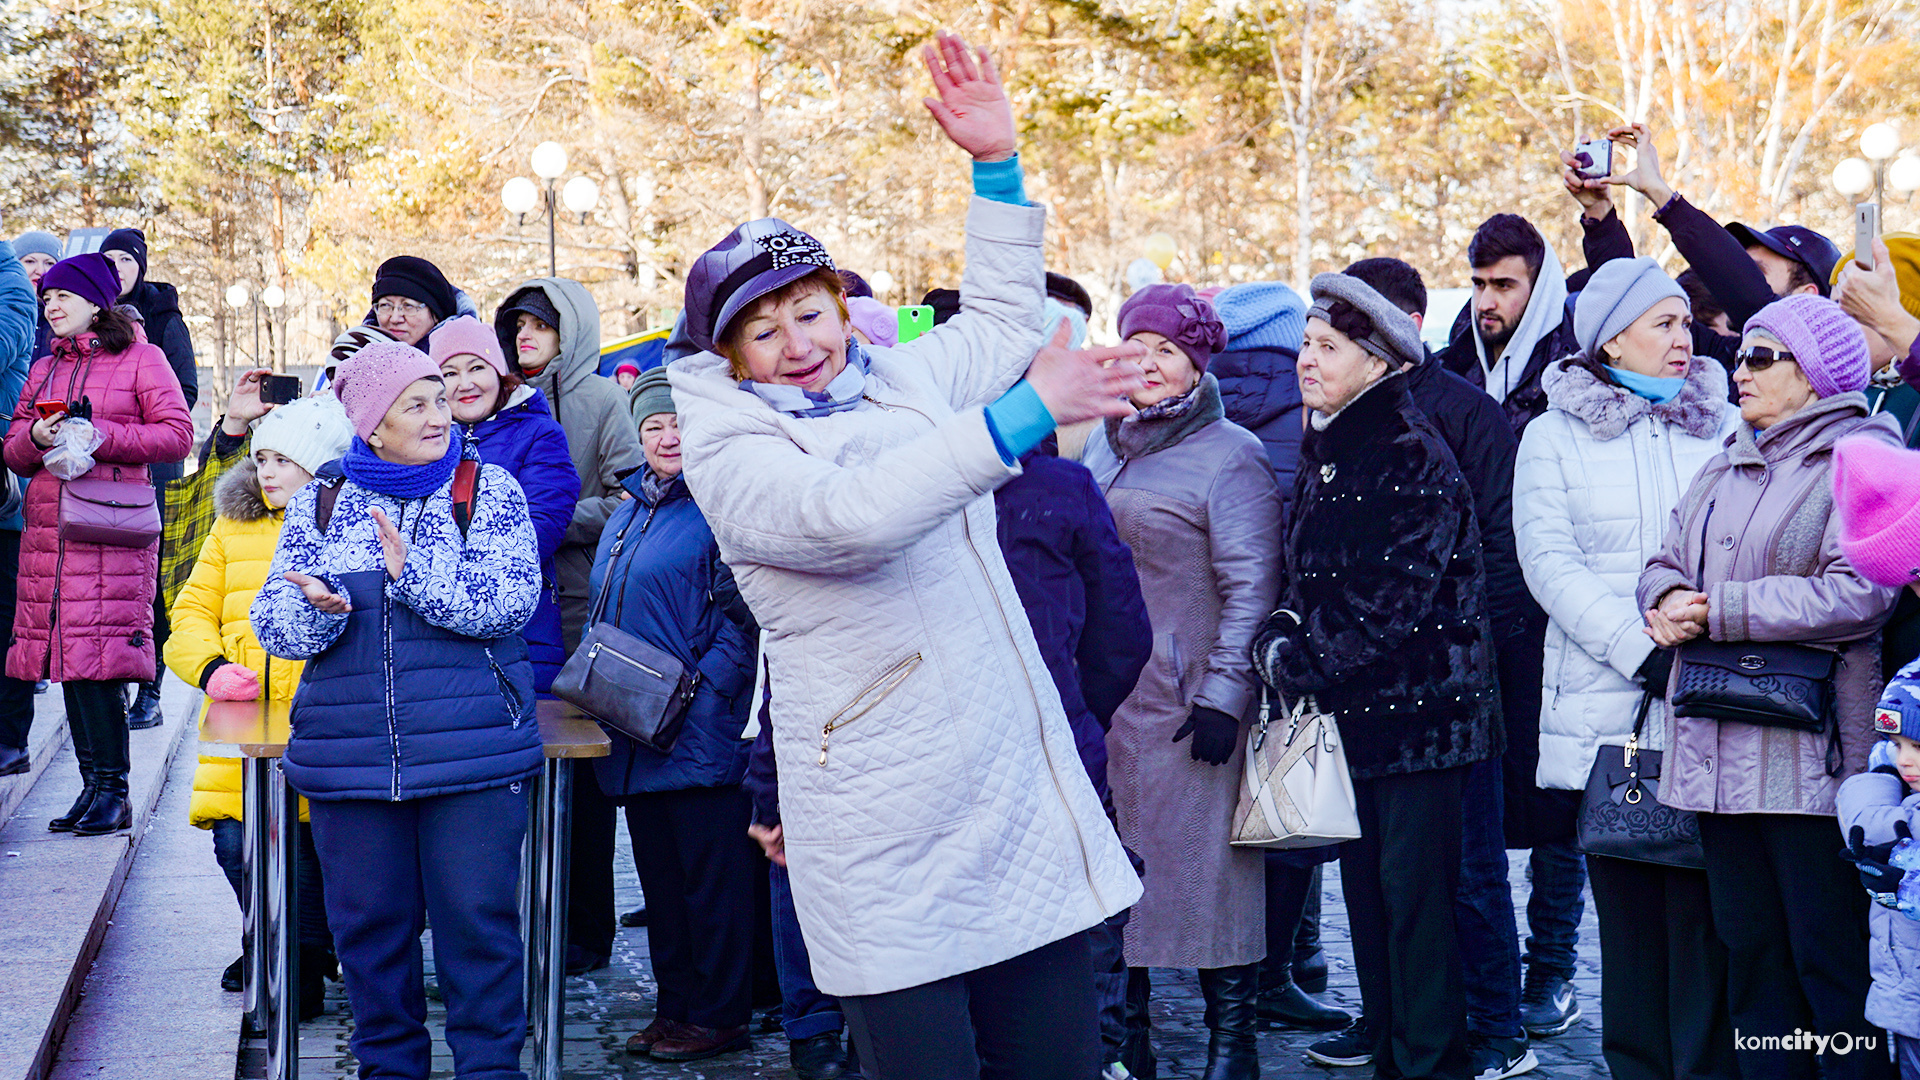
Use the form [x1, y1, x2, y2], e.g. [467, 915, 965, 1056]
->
[209, 815, 333, 950]
[770, 861, 845, 1042]
[1456, 757, 1524, 1038]
[1524, 840, 1587, 979]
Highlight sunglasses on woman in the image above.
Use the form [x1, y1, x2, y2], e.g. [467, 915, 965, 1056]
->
[1735, 347, 1796, 372]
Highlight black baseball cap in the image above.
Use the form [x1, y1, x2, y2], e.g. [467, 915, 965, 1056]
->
[1727, 223, 1842, 297]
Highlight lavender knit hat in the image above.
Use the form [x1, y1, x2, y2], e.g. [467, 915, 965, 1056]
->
[332, 340, 445, 440]
[1744, 294, 1870, 399]
[1118, 284, 1229, 372]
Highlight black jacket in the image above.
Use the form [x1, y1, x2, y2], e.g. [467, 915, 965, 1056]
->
[1437, 301, 1579, 437]
[124, 280, 199, 413]
[1580, 205, 1743, 369]
[1253, 373, 1503, 780]
[1213, 344, 1306, 507]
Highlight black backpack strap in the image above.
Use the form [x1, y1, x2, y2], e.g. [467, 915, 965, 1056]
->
[314, 478, 343, 533]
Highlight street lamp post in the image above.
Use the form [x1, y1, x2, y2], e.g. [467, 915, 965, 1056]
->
[260, 285, 286, 372]
[500, 142, 600, 277]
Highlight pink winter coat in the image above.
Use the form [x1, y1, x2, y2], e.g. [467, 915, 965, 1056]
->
[3, 332, 193, 682]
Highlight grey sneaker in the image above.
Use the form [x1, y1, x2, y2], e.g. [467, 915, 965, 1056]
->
[1305, 1018, 1373, 1067]
[1469, 1033, 1538, 1080]
[1518, 969, 1582, 1037]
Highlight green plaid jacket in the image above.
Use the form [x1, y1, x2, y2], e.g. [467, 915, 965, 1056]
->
[159, 429, 248, 611]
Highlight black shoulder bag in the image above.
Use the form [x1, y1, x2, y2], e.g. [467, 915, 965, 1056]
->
[1575, 688, 1705, 868]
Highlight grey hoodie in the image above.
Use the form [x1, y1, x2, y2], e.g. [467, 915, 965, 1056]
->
[495, 277, 643, 649]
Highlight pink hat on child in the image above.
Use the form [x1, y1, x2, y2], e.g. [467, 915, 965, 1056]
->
[427, 315, 509, 376]
[1834, 435, 1920, 588]
[333, 340, 445, 441]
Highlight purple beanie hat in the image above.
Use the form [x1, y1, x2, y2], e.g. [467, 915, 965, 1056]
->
[333, 340, 445, 440]
[1118, 284, 1229, 372]
[39, 253, 121, 314]
[1834, 435, 1920, 588]
[428, 315, 509, 376]
[1744, 294, 1870, 399]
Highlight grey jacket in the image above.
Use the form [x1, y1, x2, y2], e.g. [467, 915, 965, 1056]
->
[1638, 393, 1904, 815]
[499, 277, 644, 650]
[1835, 770, 1920, 1038]
[1100, 375, 1281, 968]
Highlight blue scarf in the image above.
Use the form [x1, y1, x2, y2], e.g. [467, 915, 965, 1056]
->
[742, 339, 870, 417]
[342, 426, 466, 500]
[1609, 366, 1686, 404]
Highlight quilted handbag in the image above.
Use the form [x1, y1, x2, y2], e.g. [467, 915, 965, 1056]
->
[1231, 691, 1362, 849]
[59, 469, 160, 547]
[550, 507, 699, 754]
[1576, 689, 1704, 869]
[1670, 639, 1835, 733]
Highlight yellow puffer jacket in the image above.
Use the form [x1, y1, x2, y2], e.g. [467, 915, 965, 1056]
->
[166, 459, 308, 828]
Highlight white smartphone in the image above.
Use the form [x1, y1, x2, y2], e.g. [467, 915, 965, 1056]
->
[1857, 203, 1881, 271]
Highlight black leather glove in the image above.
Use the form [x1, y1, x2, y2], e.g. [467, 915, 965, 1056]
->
[1636, 647, 1675, 690]
[1841, 821, 1913, 898]
[1172, 705, 1239, 766]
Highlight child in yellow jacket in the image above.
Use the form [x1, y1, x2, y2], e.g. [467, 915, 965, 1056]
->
[167, 395, 352, 1017]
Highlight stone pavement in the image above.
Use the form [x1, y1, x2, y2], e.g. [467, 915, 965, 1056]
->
[284, 831, 1608, 1079]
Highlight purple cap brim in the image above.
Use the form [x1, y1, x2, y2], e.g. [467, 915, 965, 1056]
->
[705, 263, 823, 354]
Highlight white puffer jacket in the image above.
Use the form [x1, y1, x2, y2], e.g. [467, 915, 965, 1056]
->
[1515, 355, 1740, 790]
[669, 197, 1141, 997]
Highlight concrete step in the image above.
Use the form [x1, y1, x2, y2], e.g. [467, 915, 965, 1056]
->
[0, 686, 68, 829]
[0, 677, 199, 1080]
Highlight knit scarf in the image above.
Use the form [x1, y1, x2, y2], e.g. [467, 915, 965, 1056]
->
[342, 425, 466, 499]
[742, 339, 870, 417]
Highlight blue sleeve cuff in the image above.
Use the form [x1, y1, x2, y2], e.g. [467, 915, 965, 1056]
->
[971, 154, 1030, 207]
[983, 379, 1055, 465]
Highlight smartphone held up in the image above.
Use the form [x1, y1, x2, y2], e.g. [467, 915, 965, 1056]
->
[1572, 138, 1613, 181]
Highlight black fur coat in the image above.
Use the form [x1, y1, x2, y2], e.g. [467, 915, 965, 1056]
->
[1253, 372, 1503, 780]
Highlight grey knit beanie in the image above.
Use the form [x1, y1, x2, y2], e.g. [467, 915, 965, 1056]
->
[1306, 273, 1424, 370]
[1574, 257, 1689, 360]
[11, 231, 61, 263]
[628, 365, 675, 425]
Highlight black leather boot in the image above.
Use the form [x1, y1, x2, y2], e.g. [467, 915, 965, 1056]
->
[1119, 966, 1157, 1080]
[299, 944, 331, 1020]
[48, 710, 97, 832]
[1292, 865, 1328, 993]
[72, 707, 131, 836]
[126, 680, 164, 730]
[1199, 964, 1260, 1080]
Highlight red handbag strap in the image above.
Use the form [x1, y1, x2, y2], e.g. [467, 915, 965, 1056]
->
[450, 459, 478, 539]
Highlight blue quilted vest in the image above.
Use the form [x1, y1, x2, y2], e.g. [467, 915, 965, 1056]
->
[285, 569, 543, 801]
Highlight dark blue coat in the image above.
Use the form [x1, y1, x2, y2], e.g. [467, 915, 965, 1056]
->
[994, 440, 1152, 804]
[1212, 345, 1305, 508]
[468, 386, 579, 692]
[588, 470, 756, 797]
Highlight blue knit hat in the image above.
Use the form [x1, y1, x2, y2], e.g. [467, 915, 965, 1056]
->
[1214, 282, 1306, 354]
[1876, 657, 1920, 742]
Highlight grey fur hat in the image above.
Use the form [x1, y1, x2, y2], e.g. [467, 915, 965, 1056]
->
[1306, 273, 1426, 370]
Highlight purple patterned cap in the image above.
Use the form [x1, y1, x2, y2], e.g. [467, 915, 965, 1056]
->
[683, 219, 837, 354]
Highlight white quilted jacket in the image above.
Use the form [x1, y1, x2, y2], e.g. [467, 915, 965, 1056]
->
[1514, 356, 1740, 791]
[669, 197, 1141, 997]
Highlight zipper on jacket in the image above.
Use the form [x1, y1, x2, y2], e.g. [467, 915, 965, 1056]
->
[486, 649, 524, 726]
[46, 535, 64, 681]
[384, 588, 401, 801]
[862, 394, 897, 413]
[818, 653, 923, 766]
[959, 512, 1110, 911]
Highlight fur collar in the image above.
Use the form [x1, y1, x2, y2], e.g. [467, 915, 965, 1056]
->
[1299, 370, 1415, 464]
[213, 457, 280, 523]
[1541, 354, 1729, 441]
[1106, 373, 1226, 460]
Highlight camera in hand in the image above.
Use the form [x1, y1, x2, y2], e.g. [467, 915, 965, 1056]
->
[261, 374, 303, 405]
[1572, 138, 1613, 181]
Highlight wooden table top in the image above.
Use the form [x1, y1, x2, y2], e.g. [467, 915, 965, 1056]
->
[198, 698, 611, 760]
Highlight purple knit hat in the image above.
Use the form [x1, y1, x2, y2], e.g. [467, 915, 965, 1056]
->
[428, 315, 508, 376]
[332, 340, 445, 440]
[1744, 294, 1870, 399]
[1118, 284, 1229, 372]
[1834, 435, 1920, 588]
[39, 253, 121, 314]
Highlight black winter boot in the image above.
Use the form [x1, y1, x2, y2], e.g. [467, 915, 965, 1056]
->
[1119, 967, 1157, 1080]
[48, 709, 97, 832]
[1292, 865, 1328, 993]
[1199, 964, 1260, 1080]
[72, 706, 131, 836]
[126, 680, 164, 729]
[298, 944, 330, 1020]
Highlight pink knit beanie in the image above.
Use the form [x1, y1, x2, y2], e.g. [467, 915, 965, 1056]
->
[846, 296, 898, 348]
[333, 340, 445, 440]
[1744, 294, 1870, 399]
[1833, 435, 1920, 588]
[427, 315, 508, 376]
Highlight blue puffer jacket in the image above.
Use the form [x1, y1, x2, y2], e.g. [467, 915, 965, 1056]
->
[251, 449, 545, 801]
[1836, 765, 1920, 1039]
[588, 469, 756, 797]
[0, 242, 34, 532]
[467, 385, 579, 691]
[1211, 345, 1305, 503]
[994, 438, 1152, 804]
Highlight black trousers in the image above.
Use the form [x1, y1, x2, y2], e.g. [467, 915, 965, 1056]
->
[568, 762, 617, 958]
[0, 530, 37, 750]
[1587, 854, 1739, 1080]
[1342, 766, 1471, 1080]
[1698, 812, 1894, 1080]
[623, 784, 758, 1029]
[840, 931, 1098, 1080]
[64, 680, 128, 789]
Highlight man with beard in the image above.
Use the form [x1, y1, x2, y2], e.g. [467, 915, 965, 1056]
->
[1438, 215, 1579, 437]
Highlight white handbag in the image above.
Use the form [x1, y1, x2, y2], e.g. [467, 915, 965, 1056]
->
[1230, 691, 1362, 849]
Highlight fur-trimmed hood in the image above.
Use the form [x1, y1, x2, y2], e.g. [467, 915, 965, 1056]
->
[213, 456, 281, 523]
[1541, 353, 1729, 441]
